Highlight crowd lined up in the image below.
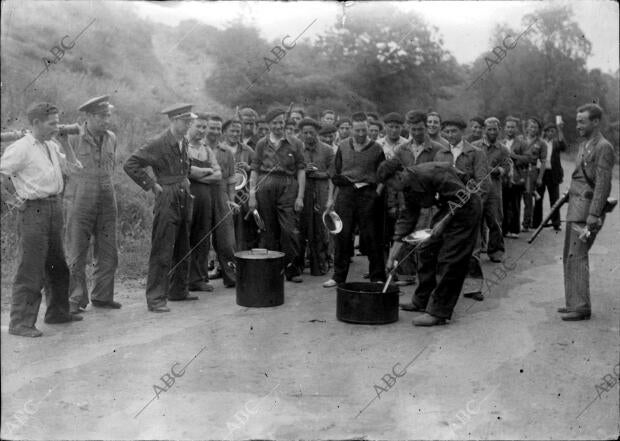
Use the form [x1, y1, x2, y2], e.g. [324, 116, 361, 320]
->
[1, 97, 614, 336]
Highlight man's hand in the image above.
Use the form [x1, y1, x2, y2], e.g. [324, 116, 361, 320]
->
[386, 241, 403, 272]
[586, 214, 602, 234]
[294, 196, 304, 212]
[536, 177, 543, 186]
[152, 183, 163, 197]
[325, 197, 334, 213]
[227, 200, 240, 214]
[388, 206, 398, 218]
[237, 161, 250, 171]
[248, 193, 257, 211]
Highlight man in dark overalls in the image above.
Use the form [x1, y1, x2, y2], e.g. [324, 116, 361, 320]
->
[382, 160, 482, 326]
[124, 104, 199, 312]
[296, 118, 334, 276]
[248, 108, 306, 282]
[65, 95, 121, 313]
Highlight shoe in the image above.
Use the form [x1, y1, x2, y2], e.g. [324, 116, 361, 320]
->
[489, 254, 503, 263]
[189, 282, 214, 292]
[69, 303, 84, 314]
[224, 282, 236, 288]
[557, 307, 569, 313]
[395, 279, 416, 286]
[9, 326, 43, 337]
[480, 248, 487, 254]
[553, 225, 562, 231]
[45, 314, 83, 324]
[464, 292, 484, 301]
[91, 299, 122, 309]
[169, 295, 199, 301]
[412, 313, 446, 326]
[561, 311, 591, 321]
[323, 279, 338, 288]
[148, 305, 170, 313]
[208, 268, 222, 280]
[287, 275, 303, 283]
[400, 302, 423, 312]
[522, 227, 530, 233]
[507, 233, 519, 239]
[362, 273, 370, 279]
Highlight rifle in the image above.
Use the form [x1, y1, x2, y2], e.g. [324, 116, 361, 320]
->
[528, 192, 568, 243]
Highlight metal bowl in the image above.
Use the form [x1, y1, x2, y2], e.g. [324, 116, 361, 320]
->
[234, 169, 248, 191]
[322, 210, 343, 234]
[403, 229, 432, 245]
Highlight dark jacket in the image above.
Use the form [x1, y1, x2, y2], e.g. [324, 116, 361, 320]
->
[544, 138, 566, 184]
[434, 140, 488, 195]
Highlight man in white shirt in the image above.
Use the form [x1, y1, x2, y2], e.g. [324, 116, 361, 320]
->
[0, 102, 84, 337]
[377, 112, 408, 160]
[533, 122, 566, 229]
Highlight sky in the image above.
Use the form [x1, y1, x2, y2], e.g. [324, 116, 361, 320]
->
[134, 0, 619, 74]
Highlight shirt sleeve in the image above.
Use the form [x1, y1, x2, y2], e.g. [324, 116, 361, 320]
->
[295, 140, 306, 170]
[251, 141, 263, 171]
[589, 141, 615, 218]
[226, 152, 236, 185]
[0, 141, 27, 176]
[123, 138, 159, 191]
[209, 147, 221, 174]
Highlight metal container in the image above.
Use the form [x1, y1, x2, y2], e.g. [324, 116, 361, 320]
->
[336, 282, 399, 324]
[234, 248, 284, 307]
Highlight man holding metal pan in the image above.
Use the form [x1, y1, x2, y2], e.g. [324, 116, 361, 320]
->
[380, 159, 482, 326]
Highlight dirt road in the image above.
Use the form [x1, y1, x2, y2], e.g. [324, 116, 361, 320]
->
[1, 160, 618, 440]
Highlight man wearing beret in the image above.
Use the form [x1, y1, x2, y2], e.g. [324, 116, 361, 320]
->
[248, 108, 306, 282]
[435, 116, 489, 300]
[318, 124, 338, 151]
[296, 118, 335, 276]
[558, 103, 615, 321]
[381, 159, 482, 326]
[377, 112, 408, 160]
[64, 95, 122, 314]
[323, 112, 386, 287]
[124, 104, 199, 312]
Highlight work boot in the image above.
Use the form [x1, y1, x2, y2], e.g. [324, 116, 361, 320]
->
[189, 281, 214, 292]
[9, 326, 43, 337]
[208, 268, 222, 280]
[412, 313, 446, 326]
[287, 275, 303, 283]
[69, 303, 84, 314]
[148, 305, 170, 313]
[557, 307, 569, 313]
[400, 302, 423, 312]
[45, 314, 83, 324]
[488, 253, 503, 263]
[92, 299, 122, 309]
[169, 295, 199, 301]
[561, 311, 591, 321]
[464, 291, 484, 301]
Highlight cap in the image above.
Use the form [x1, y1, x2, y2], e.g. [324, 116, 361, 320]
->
[383, 112, 404, 125]
[441, 117, 467, 129]
[78, 95, 114, 114]
[161, 103, 197, 120]
[319, 124, 337, 135]
[469, 116, 485, 125]
[543, 122, 557, 131]
[298, 117, 321, 130]
[222, 119, 243, 131]
[336, 118, 351, 127]
[368, 120, 384, 130]
[264, 108, 286, 122]
[351, 112, 367, 122]
[239, 107, 258, 118]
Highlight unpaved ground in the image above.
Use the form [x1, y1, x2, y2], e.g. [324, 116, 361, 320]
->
[1, 161, 619, 440]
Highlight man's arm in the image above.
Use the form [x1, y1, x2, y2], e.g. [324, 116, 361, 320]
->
[536, 140, 547, 184]
[123, 139, 158, 192]
[589, 141, 615, 219]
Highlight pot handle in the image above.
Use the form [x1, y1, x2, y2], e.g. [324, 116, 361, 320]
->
[250, 248, 269, 255]
[227, 261, 237, 271]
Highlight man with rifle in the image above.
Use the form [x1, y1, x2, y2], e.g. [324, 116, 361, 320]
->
[529, 104, 615, 321]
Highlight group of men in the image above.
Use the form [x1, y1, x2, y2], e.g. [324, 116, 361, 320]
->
[0, 96, 614, 336]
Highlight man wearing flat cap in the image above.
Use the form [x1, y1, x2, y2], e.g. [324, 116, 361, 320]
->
[124, 103, 199, 312]
[296, 118, 334, 276]
[64, 95, 122, 313]
[248, 108, 306, 282]
[378, 112, 408, 160]
[434, 116, 489, 301]
[318, 124, 338, 151]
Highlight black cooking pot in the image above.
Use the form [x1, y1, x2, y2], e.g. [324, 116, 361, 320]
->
[234, 248, 284, 307]
[336, 282, 399, 324]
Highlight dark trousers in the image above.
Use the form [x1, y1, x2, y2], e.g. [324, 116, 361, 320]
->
[522, 168, 538, 229]
[413, 196, 481, 319]
[482, 181, 505, 257]
[333, 185, 385, 283]
[502, 183, 523, 235]
[189, 181, 216, 285]
[533, 170, 560, 228]
[10, 197, 70, 331]
[233, 190, 259, 252]
[146, 184, 192, 308]
[65, 176, 118, 307]
[297, 178, 330, 276]
[256, 174, 302, 278]
[212, 186, 236, 286]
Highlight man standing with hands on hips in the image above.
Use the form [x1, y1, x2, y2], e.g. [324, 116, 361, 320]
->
[558, 104, 614, 321]
[124, 104, 199, 312]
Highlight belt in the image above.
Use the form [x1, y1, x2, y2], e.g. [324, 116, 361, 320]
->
[158, 175, 188, 185]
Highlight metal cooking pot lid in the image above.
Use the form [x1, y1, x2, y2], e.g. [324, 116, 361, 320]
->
[234, 248, 285, 259]
[322, 210, 343, 234]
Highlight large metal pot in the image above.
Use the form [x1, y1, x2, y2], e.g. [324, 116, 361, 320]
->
[336, 282, 399, 324]
[234, 248, 284, 307]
